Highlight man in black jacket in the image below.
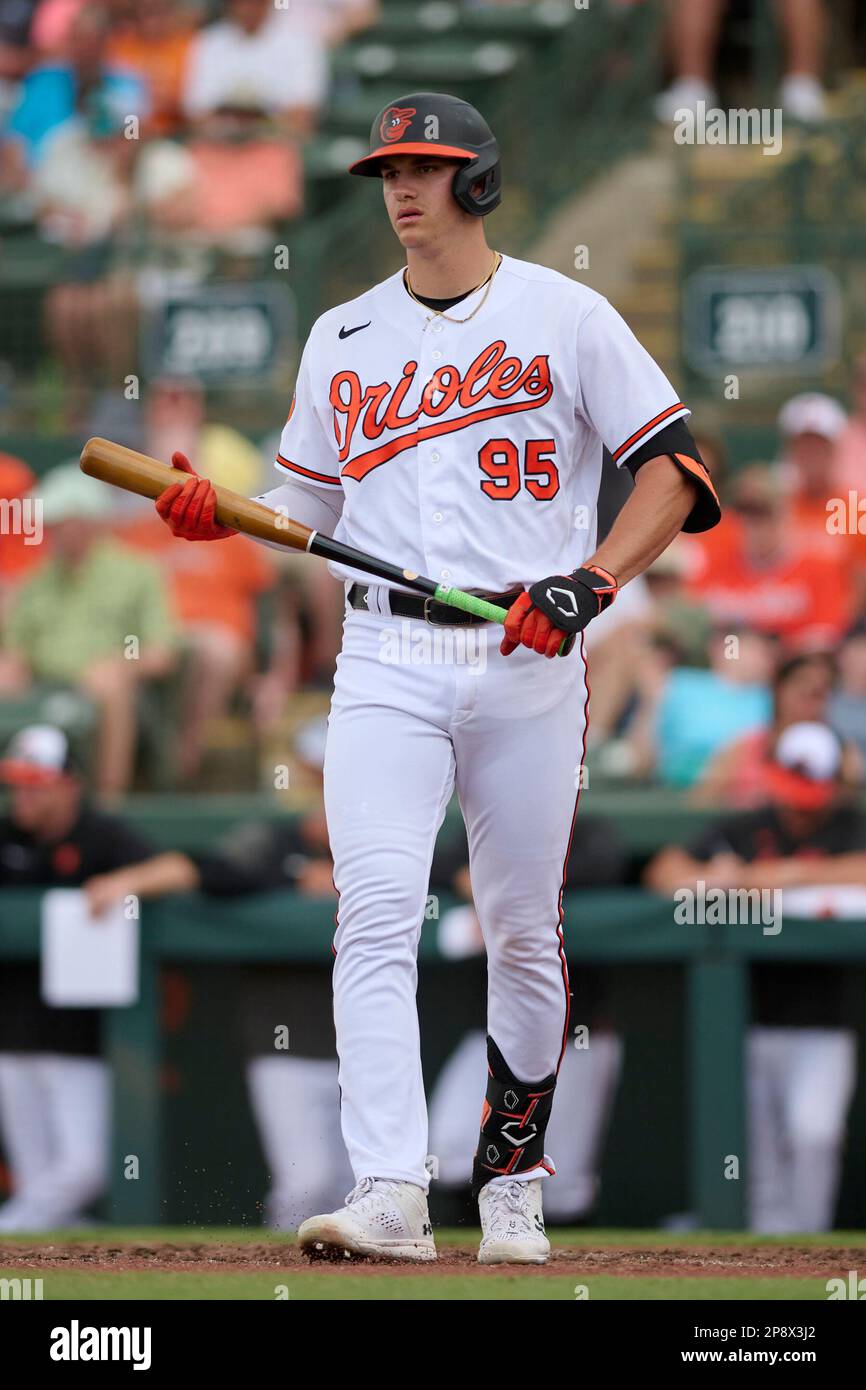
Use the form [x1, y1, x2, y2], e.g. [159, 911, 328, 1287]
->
[0, 725, 193, 1231]
[645, 721, 866, 1231]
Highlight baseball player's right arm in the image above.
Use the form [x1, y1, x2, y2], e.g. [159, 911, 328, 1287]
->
[254, 479, 344, 542]
[155, 330, 344, 543]
[153, 453, 343, 543]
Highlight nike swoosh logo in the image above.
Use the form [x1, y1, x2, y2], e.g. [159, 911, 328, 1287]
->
[339, 322, 371, 339]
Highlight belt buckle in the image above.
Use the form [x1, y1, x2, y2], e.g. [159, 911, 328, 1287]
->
[423, 596, 445, 625]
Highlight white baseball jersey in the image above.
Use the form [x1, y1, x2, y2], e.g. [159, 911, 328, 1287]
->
[275, 253, 692, 592]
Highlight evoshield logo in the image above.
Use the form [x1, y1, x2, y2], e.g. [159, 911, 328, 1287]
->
[50, 1321, 152, 1370]
[545, 586, 580, 619]
[500, 1120, 538, 1149]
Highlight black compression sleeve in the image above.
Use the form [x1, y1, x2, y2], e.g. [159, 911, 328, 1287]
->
[624, 418, 721, 534]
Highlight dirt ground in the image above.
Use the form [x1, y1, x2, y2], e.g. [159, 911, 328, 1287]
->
[2, 1242, 856, 1279]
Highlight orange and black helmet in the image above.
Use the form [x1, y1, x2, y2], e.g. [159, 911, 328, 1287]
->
[348, 91, 501, 217]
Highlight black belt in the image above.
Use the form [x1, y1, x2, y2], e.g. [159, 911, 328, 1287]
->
[348, 583, 523, 627]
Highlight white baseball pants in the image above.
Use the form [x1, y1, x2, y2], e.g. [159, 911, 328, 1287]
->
[246, 1054, 353, 1228]
[0, 1053, 110, 1230]
[324, 601, 589, 1189]
[747, 1026, 858, 1233]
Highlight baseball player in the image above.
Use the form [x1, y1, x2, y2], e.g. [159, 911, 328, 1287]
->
[154, 93, 720, 1263]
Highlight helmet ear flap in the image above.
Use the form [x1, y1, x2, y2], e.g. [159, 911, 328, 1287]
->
[452, 151, 501, 216]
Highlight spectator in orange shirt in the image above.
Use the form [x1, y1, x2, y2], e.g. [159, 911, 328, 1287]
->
[779, 392, 866, 609]
[113, 379, 277, 783]
[141, 131, 303, 244]
[687, 465, 853, 650]
[777, 392, 855, 558]
[106, 0, 198, 136]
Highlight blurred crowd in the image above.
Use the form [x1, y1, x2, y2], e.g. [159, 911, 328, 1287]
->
[587, 370, 866, 799]
[0, 428, 341, 797]
[0, 0, 375, 222]
[6, 370, 866, 798]
[0, 0, 379, 409]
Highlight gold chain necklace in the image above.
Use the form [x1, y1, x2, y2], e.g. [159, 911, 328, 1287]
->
[404, 251, 502, 324]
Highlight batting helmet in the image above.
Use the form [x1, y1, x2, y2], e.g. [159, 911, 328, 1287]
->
[348, 92, 501, 217]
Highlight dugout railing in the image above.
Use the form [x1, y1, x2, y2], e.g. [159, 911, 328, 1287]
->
[2, 887, 866, 1230]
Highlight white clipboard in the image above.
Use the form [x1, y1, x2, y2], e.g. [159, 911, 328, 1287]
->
[40, 888, 139, 1006]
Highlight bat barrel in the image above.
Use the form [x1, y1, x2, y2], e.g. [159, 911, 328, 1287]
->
[80, 436, 179, 501]
[78, 437, 312, 549]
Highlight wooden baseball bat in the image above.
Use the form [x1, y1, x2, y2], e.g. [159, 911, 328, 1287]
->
[80, 436, 313, 550]
[79, 436, 539, 634]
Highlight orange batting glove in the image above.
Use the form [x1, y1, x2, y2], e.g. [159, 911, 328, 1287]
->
[501, 565, 618, 658]
[155, 452, 237, 541]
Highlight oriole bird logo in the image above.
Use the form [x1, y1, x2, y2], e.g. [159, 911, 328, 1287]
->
[381, 106, 416, 142]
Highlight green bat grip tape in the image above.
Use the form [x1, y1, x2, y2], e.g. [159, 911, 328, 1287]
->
[434, 585, 570, 657]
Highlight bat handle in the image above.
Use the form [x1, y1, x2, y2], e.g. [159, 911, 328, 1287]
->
[433, 585, 570, 657]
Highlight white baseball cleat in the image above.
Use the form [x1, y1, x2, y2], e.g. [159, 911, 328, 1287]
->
[477, 1177, 550, 1264]
[297, 1177, 437, 1261]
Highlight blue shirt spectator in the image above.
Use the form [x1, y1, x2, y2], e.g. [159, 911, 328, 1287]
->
[655, 634, 774, 788]
[7, 61, 146, 166]
[4, 5, 147, 167]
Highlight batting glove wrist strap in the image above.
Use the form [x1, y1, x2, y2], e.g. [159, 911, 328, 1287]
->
[573, 564, 619, 611]
[470, 1036, 557, 1197]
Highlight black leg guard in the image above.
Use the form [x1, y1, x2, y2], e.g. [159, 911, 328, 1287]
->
[470, 1037, 557, 1197]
